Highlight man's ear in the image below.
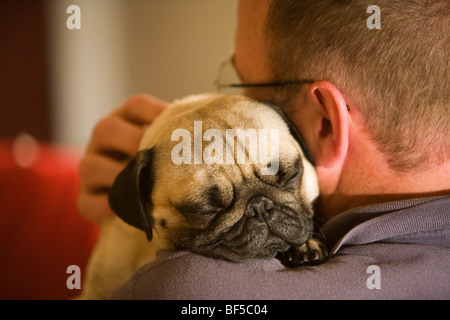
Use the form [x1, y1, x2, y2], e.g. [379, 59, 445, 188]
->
[307, 81, 349, 170]
[108, 148, 154, 241]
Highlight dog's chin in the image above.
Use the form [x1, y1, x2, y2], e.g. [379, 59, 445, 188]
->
[170, 200, 314, 262]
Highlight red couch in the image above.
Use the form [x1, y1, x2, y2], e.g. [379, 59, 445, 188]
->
[0, 138, 98, 299]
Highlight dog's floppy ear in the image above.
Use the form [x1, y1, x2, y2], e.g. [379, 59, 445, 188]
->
[108, 148, 155, 241]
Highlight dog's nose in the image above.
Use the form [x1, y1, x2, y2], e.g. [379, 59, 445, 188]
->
[245, 195, 274, 220]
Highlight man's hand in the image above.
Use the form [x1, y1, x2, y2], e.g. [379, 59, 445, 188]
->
[77, 94, 168, 223]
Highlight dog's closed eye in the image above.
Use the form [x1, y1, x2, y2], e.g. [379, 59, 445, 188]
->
[174, 185, 233, 216]
[258, 156, 303, 190]
[277, 159, 303, 190]
[205, 185, 230, 209]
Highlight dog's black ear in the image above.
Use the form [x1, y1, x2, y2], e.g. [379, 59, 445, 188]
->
[108, 148, 155, 241]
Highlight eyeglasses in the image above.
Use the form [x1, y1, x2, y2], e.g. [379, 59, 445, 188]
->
[213, 54, 316, 95]
[213, 54, 350, 111]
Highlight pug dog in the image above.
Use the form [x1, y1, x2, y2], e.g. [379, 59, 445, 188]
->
[80, 94, 327, 299]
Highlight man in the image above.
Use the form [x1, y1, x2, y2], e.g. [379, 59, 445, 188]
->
[78, 0, 449, 299]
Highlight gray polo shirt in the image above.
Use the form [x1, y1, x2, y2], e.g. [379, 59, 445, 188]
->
[110, 196, 449, 299]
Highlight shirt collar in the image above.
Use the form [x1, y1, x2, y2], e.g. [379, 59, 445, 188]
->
[321, 196, 450, 254]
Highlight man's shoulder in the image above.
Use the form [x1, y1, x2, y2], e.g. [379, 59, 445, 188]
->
[110, 242, 449, 300]
[110, 196, 450, 300]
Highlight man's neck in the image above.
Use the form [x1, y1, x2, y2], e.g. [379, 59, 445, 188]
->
[316, 136, 450, 223]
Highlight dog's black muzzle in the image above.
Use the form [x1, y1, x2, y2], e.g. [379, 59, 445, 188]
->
[209, 195, 313, 262]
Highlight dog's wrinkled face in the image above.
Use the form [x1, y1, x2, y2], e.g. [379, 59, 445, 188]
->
[109, 94, 319, 262]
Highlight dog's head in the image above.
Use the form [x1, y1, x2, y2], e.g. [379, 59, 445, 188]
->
[109, 94, 319, 262]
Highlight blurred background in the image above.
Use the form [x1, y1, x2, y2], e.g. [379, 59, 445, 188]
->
[1, 0, 237, 146]
[0, 0, 237, 299]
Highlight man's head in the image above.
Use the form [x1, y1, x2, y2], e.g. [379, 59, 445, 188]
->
[235, 0, 449, 219]
[265, 0, 449, 171]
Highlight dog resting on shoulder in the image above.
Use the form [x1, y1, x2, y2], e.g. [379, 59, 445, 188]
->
[80, 94, 327, 299]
